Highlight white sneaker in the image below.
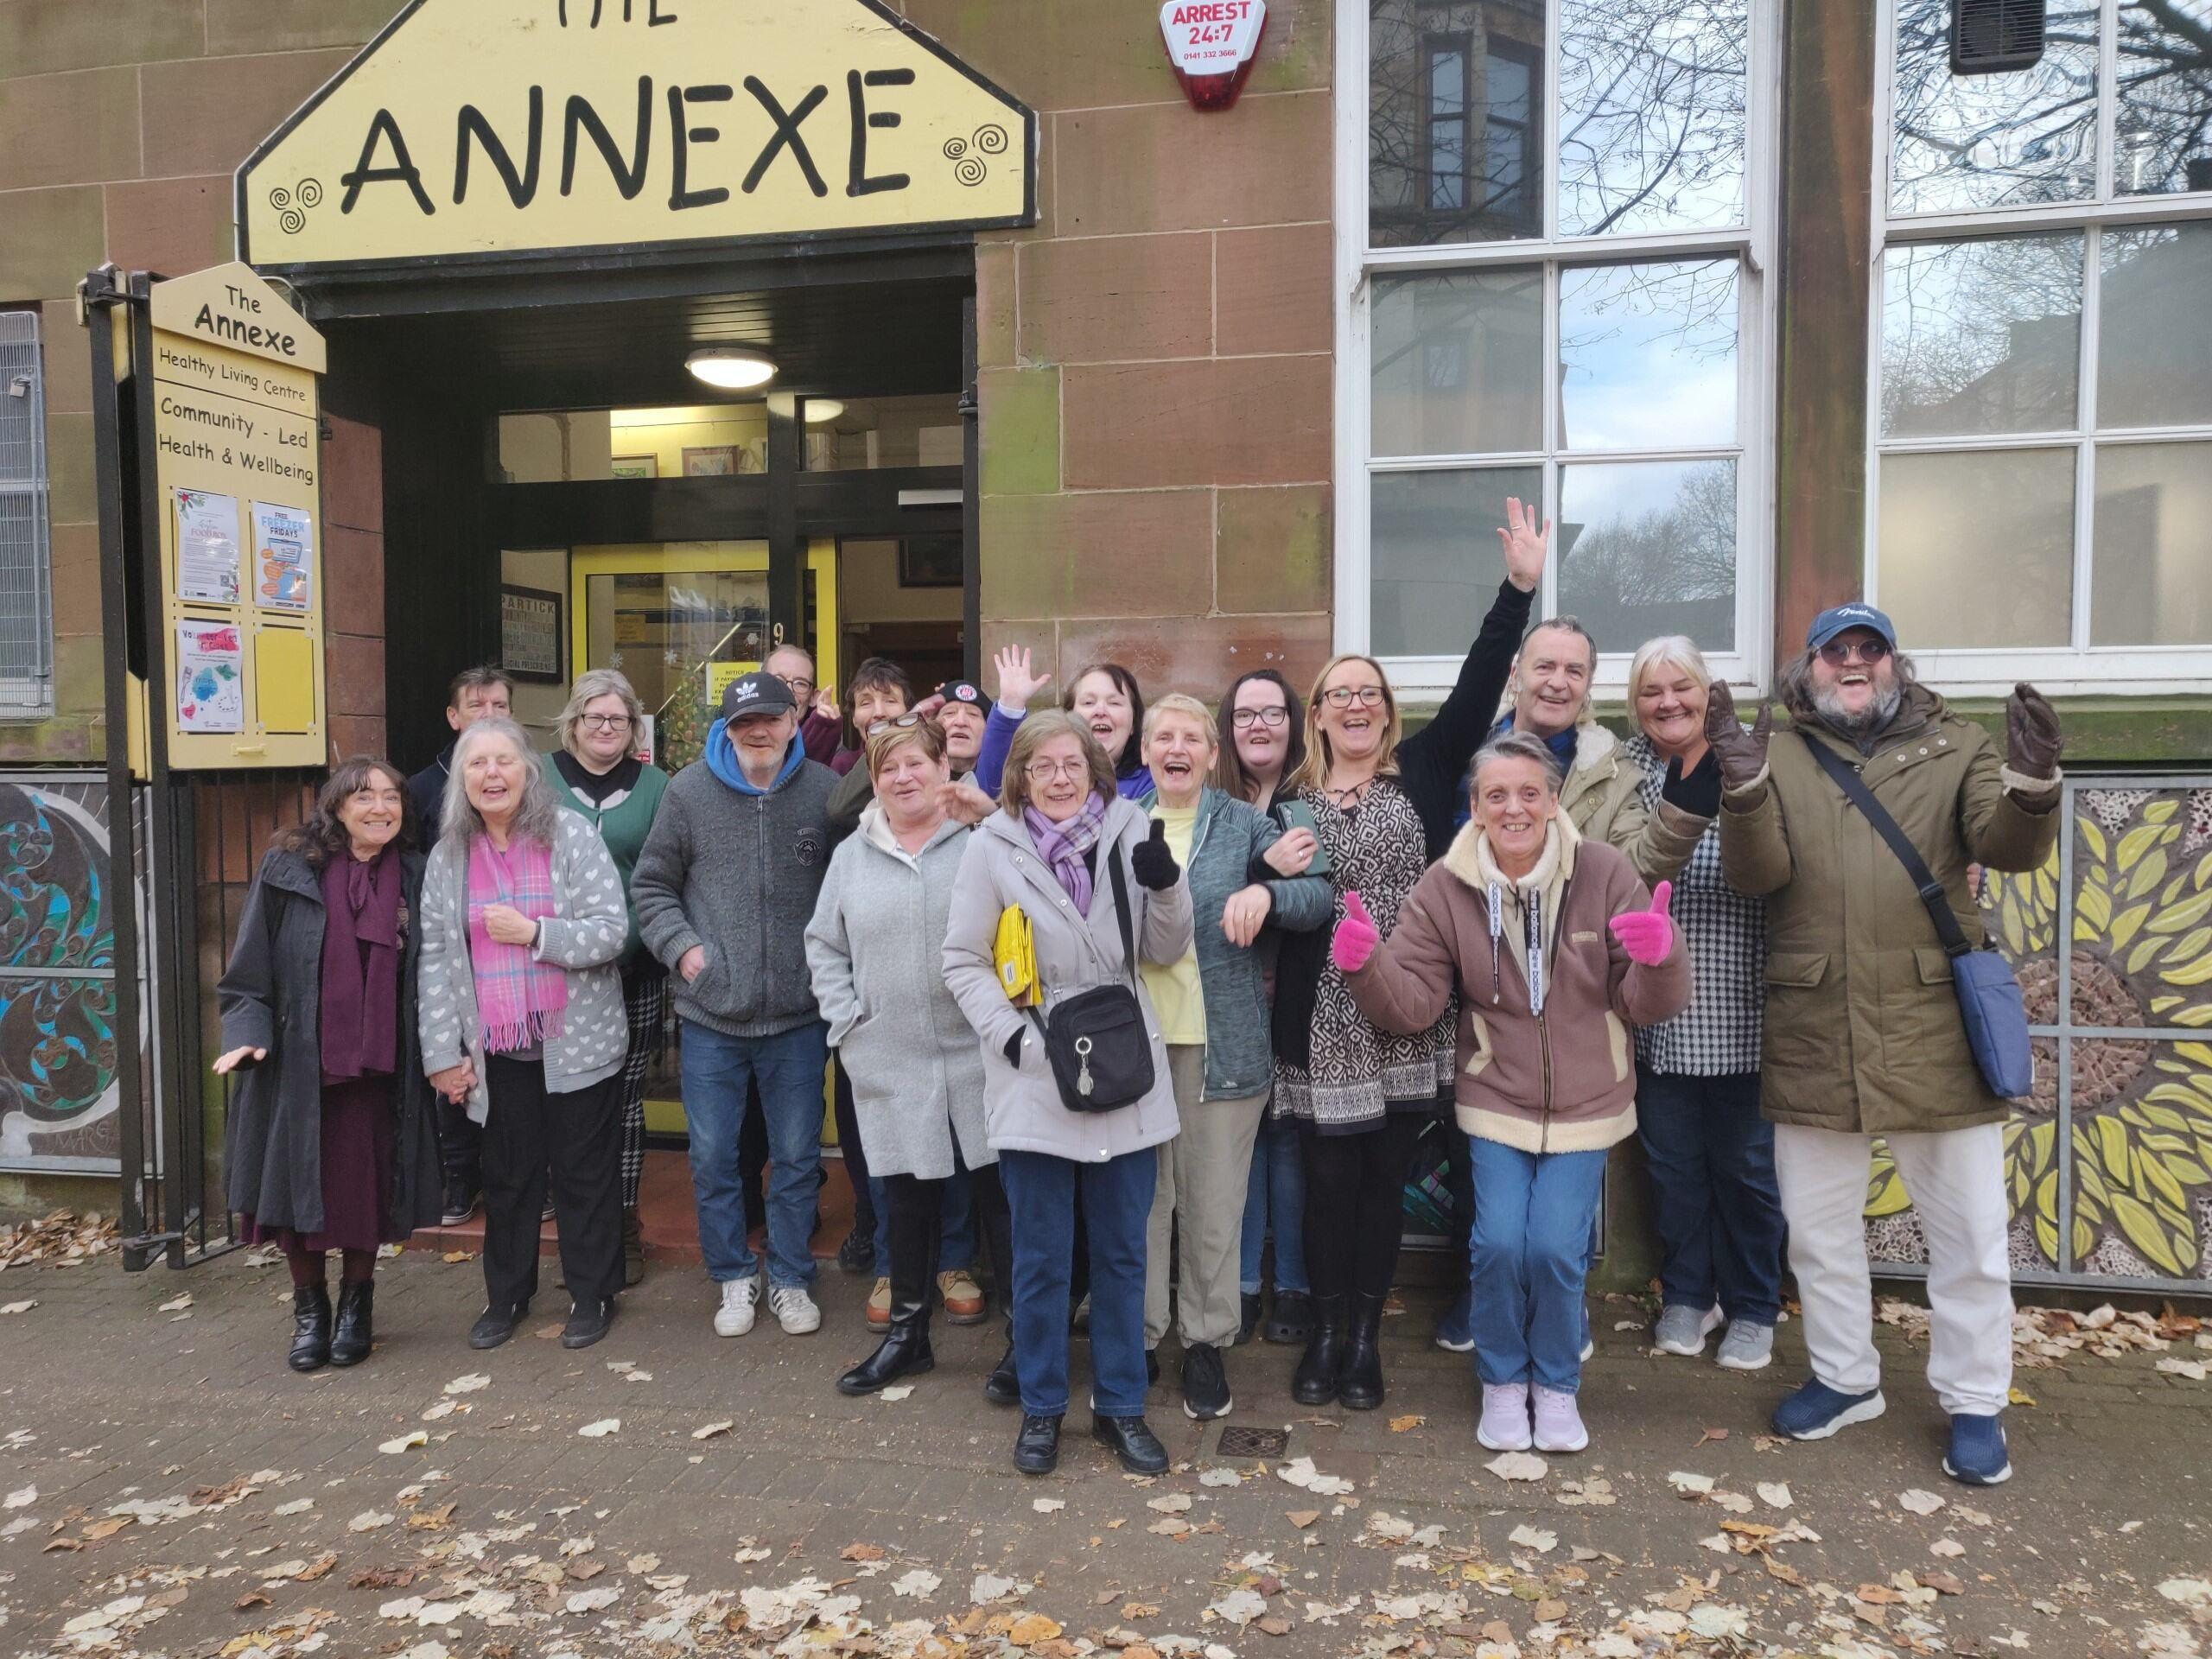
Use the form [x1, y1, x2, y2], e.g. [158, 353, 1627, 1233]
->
[1531, 1385, 1589, 1453]
[713, 1275, 760, 1338]
[769, 1285, 821, 1335]
[1653, 1303, 1725, 1357]
[1477, 1382, 1533, 1452]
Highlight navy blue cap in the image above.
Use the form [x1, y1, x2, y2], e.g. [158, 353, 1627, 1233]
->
[1806, 603, 1897, 652]
[721, 671, 797, 720]
[936, 680, 985, 708]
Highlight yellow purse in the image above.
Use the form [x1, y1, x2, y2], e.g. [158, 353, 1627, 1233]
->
[995, 903, 1040, 1007]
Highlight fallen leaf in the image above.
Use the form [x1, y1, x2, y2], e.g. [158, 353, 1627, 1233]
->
[576, 1419, 620, 1439]
[1007, 1612, 1063, 1645]
[442, 1373, 490, 1395]
[1287, 1510, 1320, 1529]
[1147, 1494, 1192, 1513]
[1923, 1572, 1966, 1596]
[0, 1300, 35, 1314]
[1033, 1498, 1065, 1513]
[1756, 1481, 1792, 1510]
[1669, 1471, 1716, 1496]
[880, 1385, 915, 1402]
[1388, 1414, 1425, 1433]
[1897, 1488, 1946, 1516]
[840, 1542, 886, 1561]
[892, 1568, 942, 1598]
[1482, 1451, 1549, 1483]
[567, 1559, 605, 1580]
[691, 1421, 734, 1441]
[234, 1591, 271, 1610]
[293, 1553, 339, 1582]
[2008, 1386, 2037, 1407]
[1694, 1427, 1730, 1447]
[1198, 1467, 1242, 1487]
[1274, 1457, 1354, 1496]
[157, 1293, 194, 1313]
[378, 1432, 429, 1454]
[565, 1586, 620, 1614]
[1508, 1524, 1557, 1554]
[1930, 1537, 1966, 1559]
[439, 1249, 474, 1263]
[3, 1485, 35, 1510]
[348, 1511, 396, 1533]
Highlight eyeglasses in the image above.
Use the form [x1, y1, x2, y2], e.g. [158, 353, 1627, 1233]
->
[781, 678, 816, 699]
[580, 713, 633, 732]
[1320, 685, 1388, 709]
[1231, 706, 1289, 729]
[1025, 759, 1090, 782]
[866, 713, 926, 736]
[1817, 637, 1891, 667]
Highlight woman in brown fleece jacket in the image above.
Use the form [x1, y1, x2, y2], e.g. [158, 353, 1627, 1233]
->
[1332, 733, 1692, 1457]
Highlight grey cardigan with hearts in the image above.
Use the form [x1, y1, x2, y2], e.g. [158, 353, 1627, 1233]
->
[941, 798, 1195, 1163]
[416, 810, 631, 1124]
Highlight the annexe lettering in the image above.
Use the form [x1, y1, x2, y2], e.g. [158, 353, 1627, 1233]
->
[340, 67, 918, 219]
[191, 285, 303, 361]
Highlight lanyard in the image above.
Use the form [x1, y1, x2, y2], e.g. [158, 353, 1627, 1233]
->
[1486, 880, 1546, 1017]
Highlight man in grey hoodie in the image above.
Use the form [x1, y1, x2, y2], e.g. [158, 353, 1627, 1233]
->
[632, 672, 837, 1339]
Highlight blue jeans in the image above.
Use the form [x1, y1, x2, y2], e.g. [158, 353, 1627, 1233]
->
[1468, 1137, 1606, 1394]
[873, 1168, 976, 1274]
[998, 1146, 1155, 1419]
[680, 1020, 828, 1288]
[1636, 1066, 1784, 1324]
[1239, 1116, 1308, 1295]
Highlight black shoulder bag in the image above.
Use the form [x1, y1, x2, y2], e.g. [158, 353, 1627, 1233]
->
[1801, 735, 2034, 1100]
[1026, 848, 1158, 1114]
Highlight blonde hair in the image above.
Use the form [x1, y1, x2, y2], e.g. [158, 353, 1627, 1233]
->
[556, 668, 645, 757]
[1000, 710, 1116, 816]
[1626, 635, 1713, 713]
[1141, 692, 1217, 749]
[865, 718, 947, 777]
[1288, 654, 1402, 791]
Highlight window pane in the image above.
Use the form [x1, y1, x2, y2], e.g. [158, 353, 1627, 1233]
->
[1878, 448, 2075, 647]
[1370, 3, 1545, 246]
[1370, 466, 1544, 654]
[1559, 260, 1739, 449]
[1556, 460, 1738, 651]
[1880, 234, 2083, 438]
[1889, 0, 2099, 213]
[1371, 269, 1544, 456]
[1556, 0, 1750, 235]
[2092, 441, 2212, 645]
[2117, 0, 2212, 196]
[2099, 222, 2212, 429]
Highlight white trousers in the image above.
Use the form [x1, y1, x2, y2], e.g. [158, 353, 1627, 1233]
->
[1772, 1122, 2012, 1416]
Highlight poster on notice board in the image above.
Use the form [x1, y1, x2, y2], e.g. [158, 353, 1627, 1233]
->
[251, 501, 315, 610]
[173, 488, 242, 604]
[175, 621, 245, 734]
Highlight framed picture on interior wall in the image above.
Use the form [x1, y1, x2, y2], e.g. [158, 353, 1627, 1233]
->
[500, 584, 565, 683]
[899, 536, 963, 588]
[611, 454, 658, 480]
[683, 446, 738, 477]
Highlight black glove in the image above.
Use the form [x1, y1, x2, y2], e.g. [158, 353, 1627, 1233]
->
[1661, 748, 1723, 819]
[1129, 819, 1180, 892]
[1002, 1030, 1023, 1068]
[2005, 682, 2062, 780]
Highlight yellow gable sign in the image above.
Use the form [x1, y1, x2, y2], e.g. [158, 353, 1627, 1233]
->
[236, 0, 1035, 270]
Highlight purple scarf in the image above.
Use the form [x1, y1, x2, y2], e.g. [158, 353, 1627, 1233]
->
[1023, 793, 1109, 915]
[318, 845, 401, 1082]
[467, 833, 568, 1054]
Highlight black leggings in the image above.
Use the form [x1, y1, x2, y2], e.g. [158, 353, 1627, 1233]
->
[882, 1161, 1011, 1308]
[1300, 1113, 1426, 1300]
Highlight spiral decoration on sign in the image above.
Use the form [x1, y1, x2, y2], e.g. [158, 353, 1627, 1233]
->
[944, 126, 1008, 188]
[267, 179, 324, 237]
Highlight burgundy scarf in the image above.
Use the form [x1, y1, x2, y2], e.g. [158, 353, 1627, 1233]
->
[319, 845, 402, 1082]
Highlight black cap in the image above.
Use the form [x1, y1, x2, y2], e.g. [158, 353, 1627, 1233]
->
[936, 679, 985, 708]
[720, 671, 797, 721]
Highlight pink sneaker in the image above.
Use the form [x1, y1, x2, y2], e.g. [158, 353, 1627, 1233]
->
[1477, 1382, 1532, 1452]
[1531, 1385, 1588, 1453]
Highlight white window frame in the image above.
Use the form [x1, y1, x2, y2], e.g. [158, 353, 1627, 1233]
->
[0, 308, 55, 721]
[1867, 0, 2212, 696]
[1336, 0, 1782, 701]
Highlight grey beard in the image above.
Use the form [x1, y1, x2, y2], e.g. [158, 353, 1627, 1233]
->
[1812, 680, 1901, 739]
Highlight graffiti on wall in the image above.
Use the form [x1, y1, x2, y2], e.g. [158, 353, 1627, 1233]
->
[1866, 782, 2212, 1287]
[0, 777, 139, 1173]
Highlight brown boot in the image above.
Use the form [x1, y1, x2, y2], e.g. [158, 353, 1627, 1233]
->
[622, 1208, 646, 1289]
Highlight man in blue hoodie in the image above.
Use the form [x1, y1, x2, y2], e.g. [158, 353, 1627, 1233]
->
[632, 672, 837, 1340]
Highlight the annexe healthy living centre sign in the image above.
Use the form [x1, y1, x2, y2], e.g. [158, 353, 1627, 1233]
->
[235, 0, 1037, 270]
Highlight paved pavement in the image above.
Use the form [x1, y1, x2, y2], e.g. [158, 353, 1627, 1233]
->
[0, 1246, 2207, 1658]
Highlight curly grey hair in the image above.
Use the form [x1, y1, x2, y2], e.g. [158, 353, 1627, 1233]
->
[555, 668, 645, 757]
[441, 716, 563, 849]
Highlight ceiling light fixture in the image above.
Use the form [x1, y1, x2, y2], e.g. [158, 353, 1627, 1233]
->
[802, 398, 845, 424]
[685, 347, 777, 391]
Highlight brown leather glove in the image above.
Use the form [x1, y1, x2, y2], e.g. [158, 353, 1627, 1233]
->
[1703, 682, 1774, 793]
[2005, 682, 2062, 780]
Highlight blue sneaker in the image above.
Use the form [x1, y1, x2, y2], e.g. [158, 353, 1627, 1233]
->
[1433, 1287, 1474, 1353]
[1942, 1413, 2012, 1485]
[1771, 1378, 1886, 1440]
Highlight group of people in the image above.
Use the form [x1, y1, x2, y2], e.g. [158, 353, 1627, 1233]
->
[214, 507, 2066, 1489]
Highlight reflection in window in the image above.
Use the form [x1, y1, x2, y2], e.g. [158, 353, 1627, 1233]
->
[1484, 41, 1540, 226]
[1890, 0, 2100, 213]
[1878, 448, 2076, 648]
[1880, 234, 2084, 438]
[1558, 260, 1740, 449]
[1427, 39, 1471, 212]
[2093, 441, 2212, 645]
[1370, 466, 1543, 654]
[1370, 268, 1545, 456]
[2117, 0, 2212, 196]
[1371, 0, 1547, 245]
[2099, 221, 2212, 429]
[1556, 0, 1749, 236]
[1556, 460, 1738, 651]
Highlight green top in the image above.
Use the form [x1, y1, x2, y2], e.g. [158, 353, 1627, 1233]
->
[539, 750, 671, 971]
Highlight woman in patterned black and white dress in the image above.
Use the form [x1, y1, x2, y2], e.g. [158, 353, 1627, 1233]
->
[1269, 501, 1552, 1412]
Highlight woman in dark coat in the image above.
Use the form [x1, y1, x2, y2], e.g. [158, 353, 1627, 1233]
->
[216, 757, 444, 1373]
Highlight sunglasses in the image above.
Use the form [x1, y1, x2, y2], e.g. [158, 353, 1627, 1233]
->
[1817, 636, 1892, 666]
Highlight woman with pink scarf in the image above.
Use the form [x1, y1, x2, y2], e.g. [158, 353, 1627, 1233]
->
[416, 718, 632, 1353]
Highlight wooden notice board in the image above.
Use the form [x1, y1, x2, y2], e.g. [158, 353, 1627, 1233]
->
[148, 264, 327, 769]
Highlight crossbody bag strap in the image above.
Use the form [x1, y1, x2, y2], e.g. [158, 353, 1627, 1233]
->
[1800, 733, 1970, 958]
[1108, 842, 1139, 988]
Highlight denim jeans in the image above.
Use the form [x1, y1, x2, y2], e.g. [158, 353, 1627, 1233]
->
[1239, 1116, 1309, 1295]
[1467, 1136, 1607, 1394]
[997, 1146, 1155, 1419]
[679, 1019, 828, 1288]
[1636, 1066, 1785, 1325]
[872, 1168, 976, 1274]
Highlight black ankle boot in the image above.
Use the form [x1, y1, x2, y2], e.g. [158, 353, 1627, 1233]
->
[1013, 1412, 1062, 1474]
[1338, 1290, 1387, 1410]
[328, 1281, 374, 1367]
[1091, 1414, 1169, 1474]
[842, 1196, 938, 1395]
[289, 1286, 333, 1373]
[1292, 1292, 1346, 1405]
[983, 1339, 1020, 1406]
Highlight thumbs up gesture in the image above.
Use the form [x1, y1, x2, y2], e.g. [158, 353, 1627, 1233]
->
[1130, 817, 1181, 891]
[1332, 890, 1382, 975]
[1607, 880, 1675, 966]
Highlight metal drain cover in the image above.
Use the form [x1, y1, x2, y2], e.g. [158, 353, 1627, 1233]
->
[1215, 1424, 1289, 1459]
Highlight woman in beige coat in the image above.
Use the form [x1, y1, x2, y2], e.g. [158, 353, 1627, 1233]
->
[944, 713, 1194, 1479]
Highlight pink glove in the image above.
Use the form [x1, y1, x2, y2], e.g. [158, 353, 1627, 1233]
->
[1332, 891, 1381, 975]
[1607, 881, 1675, 966]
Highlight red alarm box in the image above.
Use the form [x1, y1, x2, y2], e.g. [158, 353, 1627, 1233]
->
[1160, 0, 1268, 111]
